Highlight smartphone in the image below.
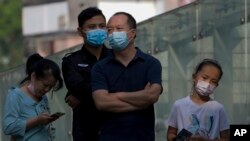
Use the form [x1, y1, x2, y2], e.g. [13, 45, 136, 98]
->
[50, 112, 65, 118]
[176, 128, 192, 141]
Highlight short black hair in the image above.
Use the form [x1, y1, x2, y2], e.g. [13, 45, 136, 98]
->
[193, 58, 223, 80]
[78, 7, 106, 27]
[113, 12, 137, 29]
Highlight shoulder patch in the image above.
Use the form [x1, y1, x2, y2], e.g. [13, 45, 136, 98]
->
[62, 53, 72, 60]
[62, 50, 82, 61]
[64, 52, 73, 58]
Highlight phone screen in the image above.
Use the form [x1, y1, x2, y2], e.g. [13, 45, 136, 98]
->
[50, 112, 65, 118]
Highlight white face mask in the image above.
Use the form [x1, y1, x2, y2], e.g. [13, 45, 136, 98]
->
[195, 80, 216, 96]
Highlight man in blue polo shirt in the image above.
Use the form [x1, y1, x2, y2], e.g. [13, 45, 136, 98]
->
[91, 12, 162, 141]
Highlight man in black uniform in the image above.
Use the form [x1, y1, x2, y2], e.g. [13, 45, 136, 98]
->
[61, 7, 109, 141]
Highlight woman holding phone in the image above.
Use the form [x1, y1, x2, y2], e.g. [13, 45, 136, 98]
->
[3, 53, 64, 141]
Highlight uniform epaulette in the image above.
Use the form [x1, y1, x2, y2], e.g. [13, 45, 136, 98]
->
[63, 52, 73, 59]
[65, 52, 73, 57]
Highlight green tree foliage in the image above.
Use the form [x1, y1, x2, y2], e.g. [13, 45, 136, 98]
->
[0, 0, 23, 72]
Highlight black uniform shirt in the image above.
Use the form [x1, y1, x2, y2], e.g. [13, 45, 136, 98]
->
[62, 45, 109, 114]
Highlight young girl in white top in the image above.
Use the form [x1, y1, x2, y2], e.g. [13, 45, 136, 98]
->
[166, 59, 230, 141]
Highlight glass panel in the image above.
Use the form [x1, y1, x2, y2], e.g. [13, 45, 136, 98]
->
[145, 0, 250, 140]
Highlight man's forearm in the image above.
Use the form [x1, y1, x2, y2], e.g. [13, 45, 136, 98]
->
[99, 100, 142, 113]
[93, 90, 144, 113]
[116, 83, 162, 107]
[116, 90, 150, 108]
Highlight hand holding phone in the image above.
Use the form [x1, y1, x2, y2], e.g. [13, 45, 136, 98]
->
[176, 128, 192, 141]
[50, 112, 65, 118]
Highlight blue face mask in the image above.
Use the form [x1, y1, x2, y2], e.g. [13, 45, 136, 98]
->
[86, 29, 107, 47]
[108, 31, 130, 51]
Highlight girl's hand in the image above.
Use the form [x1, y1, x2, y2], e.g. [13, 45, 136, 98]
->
[187, 135, 206, 141]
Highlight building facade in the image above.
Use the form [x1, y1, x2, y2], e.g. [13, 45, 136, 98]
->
[22, 0, 97, 57]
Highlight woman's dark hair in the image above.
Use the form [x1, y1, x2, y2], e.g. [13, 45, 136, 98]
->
[193, 58, 223, 80]
[20, 53, 63, 91]
[78, 7, 106, 27]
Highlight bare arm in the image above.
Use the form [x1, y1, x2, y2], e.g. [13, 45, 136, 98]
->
[167, 126, 178, 141]
[92, 89, 143, 113]
[116, 83, 162, 108]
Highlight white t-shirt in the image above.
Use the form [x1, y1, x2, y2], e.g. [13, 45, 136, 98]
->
[167, 96, 229, 140]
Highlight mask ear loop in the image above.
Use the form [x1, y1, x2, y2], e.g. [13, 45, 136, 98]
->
[104, 39, 112, 49]
[77, 27, 86, 38]
[126, 29, 136, 45]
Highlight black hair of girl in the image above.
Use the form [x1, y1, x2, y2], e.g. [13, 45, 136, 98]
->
[193, 59, 223, 80]
[20, 53, 63, 91]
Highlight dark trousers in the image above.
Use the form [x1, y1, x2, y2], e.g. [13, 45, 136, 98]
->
[99, 124, 154, 141]
[72, 107, 99, 141]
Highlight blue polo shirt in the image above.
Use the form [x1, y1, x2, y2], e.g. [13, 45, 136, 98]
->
[91, 48, 162, 141]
